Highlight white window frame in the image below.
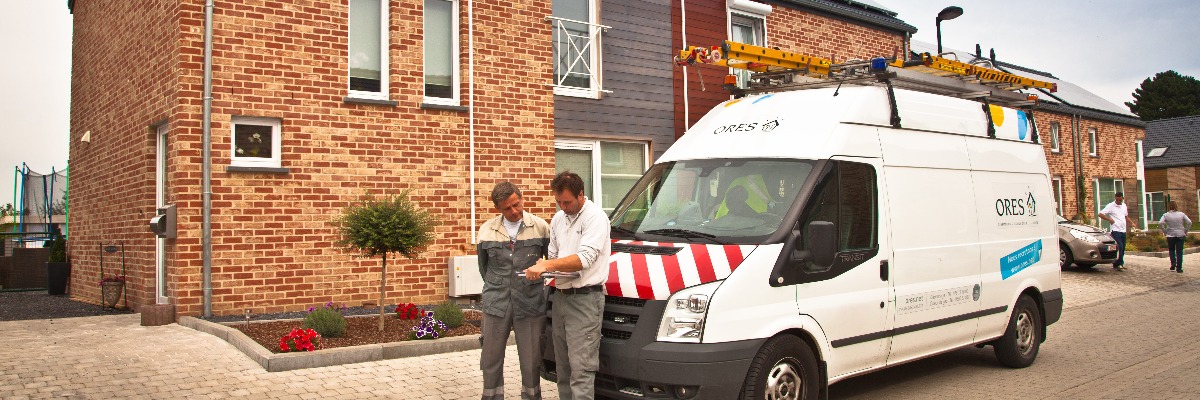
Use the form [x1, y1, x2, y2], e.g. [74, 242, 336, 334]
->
[1088, 127, 1098, 156]
[551, 0, 607, 99]
[1051, 175, 1064, 216]
[554, 138, 649, 213]
[348, 0, 390, 101]
[728, 0, 770, 90]
[1094, 177, 1124, 229]
[230, 116, 283, 169]
[1049, 122, 1061, 153]
[155, 123, 169, 304]
[423, 0, 460, 106]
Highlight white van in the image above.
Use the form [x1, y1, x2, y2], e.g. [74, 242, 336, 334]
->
[542, 84, 1062, 399]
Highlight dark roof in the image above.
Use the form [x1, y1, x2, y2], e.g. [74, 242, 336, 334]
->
[778, 0, 919, 34]
[1144, 115, 1200, 168]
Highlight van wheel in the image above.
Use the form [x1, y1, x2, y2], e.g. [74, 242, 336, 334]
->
[994, 296, 1042, 368]
[1059, 244, 1073, 270]
[741, 335, 819, 400]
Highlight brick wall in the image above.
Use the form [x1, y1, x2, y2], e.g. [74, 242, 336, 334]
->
[71, 0, 555, 317]
[1038, 111, 1144, 223]
[767, 7, 905, 63]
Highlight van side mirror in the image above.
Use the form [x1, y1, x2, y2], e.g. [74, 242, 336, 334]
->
[804, 221, 837, 269]
[150, 204, 176, 239]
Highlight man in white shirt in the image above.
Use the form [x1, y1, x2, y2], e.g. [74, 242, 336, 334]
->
[1098, 191, 1138, 271]
[524, 171, 610, 400]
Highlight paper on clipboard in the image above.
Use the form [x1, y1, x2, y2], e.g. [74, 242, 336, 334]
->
[515, 270, 581, 278]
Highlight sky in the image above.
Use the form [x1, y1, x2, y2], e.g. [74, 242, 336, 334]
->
[2, 1, 1199, 206]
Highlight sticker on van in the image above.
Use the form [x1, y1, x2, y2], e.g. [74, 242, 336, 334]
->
[1001, 240, 1043, 279]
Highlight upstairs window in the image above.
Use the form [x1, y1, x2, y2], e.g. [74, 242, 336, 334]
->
[730, 13, 765, 89]
[1088, 127, 1098, 156]
[551, 0, 606, 98]
[424, 0, 459, 105]
[349, 0, 389, 100]
[1049, 122, 1061, 153]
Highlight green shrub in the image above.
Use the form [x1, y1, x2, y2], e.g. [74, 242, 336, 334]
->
[432, 301, 464, 329]
[303, 303, 348, 338]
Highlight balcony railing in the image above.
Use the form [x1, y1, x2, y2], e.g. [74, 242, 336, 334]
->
[547, 16, 611, 96]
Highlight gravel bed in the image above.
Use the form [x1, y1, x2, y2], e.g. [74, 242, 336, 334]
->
[0, 290, 134, 321]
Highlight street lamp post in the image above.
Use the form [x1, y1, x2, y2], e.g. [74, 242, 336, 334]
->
[936, 6, 964, 55]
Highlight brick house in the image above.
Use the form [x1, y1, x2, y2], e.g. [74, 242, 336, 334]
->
[67, 0, 918, 318]
[909, 41, 1147, 228]
[1142, 115, 1200, 224]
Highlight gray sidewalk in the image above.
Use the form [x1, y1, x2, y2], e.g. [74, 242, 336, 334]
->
[1, 253, 1197, 399]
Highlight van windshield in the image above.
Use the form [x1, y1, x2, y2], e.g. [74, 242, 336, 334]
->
[609, 159, 815, 244]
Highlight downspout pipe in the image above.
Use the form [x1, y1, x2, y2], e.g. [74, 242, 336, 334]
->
[469, 0, 475, 244]
[202, 0, 215, 317]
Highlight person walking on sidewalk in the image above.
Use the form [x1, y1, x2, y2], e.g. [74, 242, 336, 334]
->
[478, 182, 551, 400]
[1159, 201, 1192, 273]
[1099, 192, 1138, 271]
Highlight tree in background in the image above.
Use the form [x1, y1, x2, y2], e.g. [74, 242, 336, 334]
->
[1125, 70, 1200, 121]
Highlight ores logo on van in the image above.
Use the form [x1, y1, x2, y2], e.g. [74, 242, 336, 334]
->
[712, 119, 782, 134]
[995, 192, 1038, 217]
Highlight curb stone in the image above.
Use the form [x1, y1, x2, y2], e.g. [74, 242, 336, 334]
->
[179, 316, 507, 372]
[1126, 245, 1200, 259]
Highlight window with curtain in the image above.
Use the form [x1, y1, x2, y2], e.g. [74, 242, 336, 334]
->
[349, 0, 387, 98]
[730, 13, 765, 89]
[424, 0, 458, 103]
[1049, 122, 1060, 153]
[555, 139, 648, 214]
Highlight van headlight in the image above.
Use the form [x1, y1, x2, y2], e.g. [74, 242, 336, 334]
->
[657, 281, 721, 343]
[1069, 229, 1099, 243]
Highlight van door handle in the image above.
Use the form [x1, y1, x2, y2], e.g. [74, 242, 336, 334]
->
[880, 260, 889, 281]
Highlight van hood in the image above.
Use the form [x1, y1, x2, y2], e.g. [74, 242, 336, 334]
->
[601, 240, 758, 301]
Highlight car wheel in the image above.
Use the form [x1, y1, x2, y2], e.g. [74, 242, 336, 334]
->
[994, 295, 1042, 368]
[1059, 243, 1074, 270]
[741, 335, 819, 400]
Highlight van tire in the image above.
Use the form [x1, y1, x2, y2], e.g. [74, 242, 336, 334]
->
[1059, 243, 1074, 269]
[994, 295, 1042, 368]
[741, 335, 819, 400]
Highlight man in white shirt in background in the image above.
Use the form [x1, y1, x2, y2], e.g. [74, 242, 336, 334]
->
[524, 171, 610, 400]
[1098, 191, 1138, 271]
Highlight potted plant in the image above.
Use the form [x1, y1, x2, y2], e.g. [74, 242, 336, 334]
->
[332, 191, 437, 331]
[45, 229, 70, 296]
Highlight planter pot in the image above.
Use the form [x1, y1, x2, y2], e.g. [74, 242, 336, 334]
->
[46, 262, 71, 295]
[101, 281, 124, 308]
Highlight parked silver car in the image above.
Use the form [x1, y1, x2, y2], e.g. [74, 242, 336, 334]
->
[1058, 215, 1119, 269]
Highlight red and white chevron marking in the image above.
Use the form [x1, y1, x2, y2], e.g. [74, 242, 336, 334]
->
[604, 240, 757, 301]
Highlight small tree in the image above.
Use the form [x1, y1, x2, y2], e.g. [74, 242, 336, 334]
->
[332, 191, 438, 331]
[1125, 70, 1200, 121]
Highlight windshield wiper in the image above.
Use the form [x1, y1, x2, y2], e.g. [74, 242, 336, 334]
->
[643, 228, 728, 245]
[611, 225, 641, 241]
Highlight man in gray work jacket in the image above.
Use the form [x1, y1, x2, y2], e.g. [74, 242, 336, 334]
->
[478, 182, 550, 400]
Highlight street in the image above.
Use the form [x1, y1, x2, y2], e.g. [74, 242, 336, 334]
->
[2, 254, 1198, 399]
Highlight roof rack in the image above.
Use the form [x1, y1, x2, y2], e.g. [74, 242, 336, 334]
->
[675, 40, 1057, 109]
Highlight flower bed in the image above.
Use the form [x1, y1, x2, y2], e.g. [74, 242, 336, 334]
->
[232, 310, 482, 353]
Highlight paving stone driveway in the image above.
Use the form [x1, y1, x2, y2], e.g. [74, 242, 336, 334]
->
[1, 254, 1195, 399]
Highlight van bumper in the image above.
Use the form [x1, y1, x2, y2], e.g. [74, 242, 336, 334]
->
[545, 337, 766, 399]
[1043, 288, 1063, 326]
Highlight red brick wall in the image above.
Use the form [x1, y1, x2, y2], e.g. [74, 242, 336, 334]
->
[1038, 112, 1144, 223]
[71, 0, 555, 317]
[672, 1, 905, 139]
[68, 0, 179, 310]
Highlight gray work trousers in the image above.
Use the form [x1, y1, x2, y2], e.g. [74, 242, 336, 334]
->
[551, 290, 604, 400]
[481, 306, 546, 400]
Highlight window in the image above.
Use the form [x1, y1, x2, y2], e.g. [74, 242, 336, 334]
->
[800, 162, 878, 273]
[1146, 192, 1166, 225]
[551, 0, 605, 98]
[230, 116, 282, 168]
[1088, 127, 1098, 156]
[555, 139, 648, 214]
[349, 0, 389, 100]
[729, 13, 766, 89]
[1147, 147, 1167, 157]
[1094, 178, 1124, 230]
[1052, 176, 1064, 216]
[424, 0, 459, 104]
[1049, 122, 1061, 153]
